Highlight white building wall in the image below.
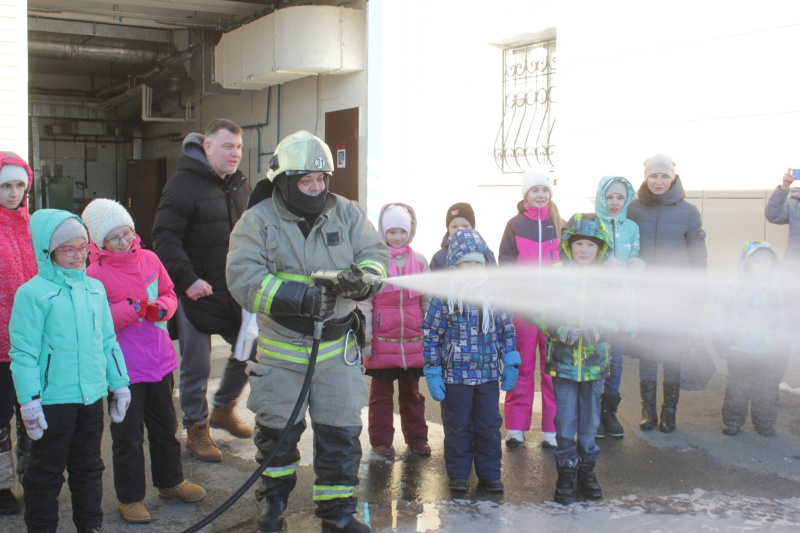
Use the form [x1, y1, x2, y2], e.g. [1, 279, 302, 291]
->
[0, 0, 28, 157]
[367, 0, 560, 263]
[368, 0, 799, 275]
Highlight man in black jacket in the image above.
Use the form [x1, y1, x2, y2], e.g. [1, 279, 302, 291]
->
[152, 118, 253, 462]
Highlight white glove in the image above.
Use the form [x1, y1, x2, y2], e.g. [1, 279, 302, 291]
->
[20, 399, 48, 440]
[109, 386, 131, 423]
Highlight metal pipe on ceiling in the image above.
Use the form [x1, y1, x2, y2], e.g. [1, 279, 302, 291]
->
[28, 3, 234, 30]
[28, 40, 159, 64]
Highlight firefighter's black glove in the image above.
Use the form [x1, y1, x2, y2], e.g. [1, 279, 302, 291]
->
[301, 285, 336, 320]
[332, 263, 372, 300]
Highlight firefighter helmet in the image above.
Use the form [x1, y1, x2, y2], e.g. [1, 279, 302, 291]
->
[267, 130, 334, 180]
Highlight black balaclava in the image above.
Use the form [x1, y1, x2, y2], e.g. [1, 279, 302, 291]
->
[279, 173, 329, 235]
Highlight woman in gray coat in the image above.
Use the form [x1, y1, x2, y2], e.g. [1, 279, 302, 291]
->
[627, 154, 708, 433]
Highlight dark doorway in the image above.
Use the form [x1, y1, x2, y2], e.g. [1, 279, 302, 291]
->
[125, 159, 167, 250]
[325, 107, 360, 202]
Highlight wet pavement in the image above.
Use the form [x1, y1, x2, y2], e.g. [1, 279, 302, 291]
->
[1, 338, 799, 532]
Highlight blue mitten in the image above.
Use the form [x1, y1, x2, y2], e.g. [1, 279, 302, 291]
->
[423, 367, 446, 402]
[500, 350, 521, 391]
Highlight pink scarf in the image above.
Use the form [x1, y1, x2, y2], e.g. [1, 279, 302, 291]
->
[386, 245, 424, 297]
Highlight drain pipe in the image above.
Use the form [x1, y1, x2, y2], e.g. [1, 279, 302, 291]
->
[241, 85, 282, 175]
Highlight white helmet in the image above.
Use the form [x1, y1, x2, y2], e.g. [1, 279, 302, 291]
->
[267, 130, 334, 180]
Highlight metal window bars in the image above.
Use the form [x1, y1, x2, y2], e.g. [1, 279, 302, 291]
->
[494, 40, 556, 174]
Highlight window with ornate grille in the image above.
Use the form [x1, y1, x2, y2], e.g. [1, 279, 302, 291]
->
[494, 39, 556, 174]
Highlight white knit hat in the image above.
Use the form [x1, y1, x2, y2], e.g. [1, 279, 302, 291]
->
[49, 217, 88, 252]
[381, 204, 412, 237]
[81, 198, 135, 248]
[0, 164, 29, 188]
[521, 166, 554, 199]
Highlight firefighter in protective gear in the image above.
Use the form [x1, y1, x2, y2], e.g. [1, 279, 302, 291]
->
[226, 131, 388, 533]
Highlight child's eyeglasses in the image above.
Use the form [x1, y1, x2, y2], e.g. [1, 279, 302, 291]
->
[105, 230, 135, 246]
[55, 244, 90, 258]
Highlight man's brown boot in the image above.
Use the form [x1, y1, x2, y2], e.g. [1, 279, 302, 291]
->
[186, 421, 223, 462]
[210, 402, 254, 438]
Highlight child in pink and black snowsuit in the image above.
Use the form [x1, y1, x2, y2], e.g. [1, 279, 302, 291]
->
[358, 203, 431, 457]
[499, 167, 564, 448]
[82, 198, 205, 524]
[0, 152, 37, 515]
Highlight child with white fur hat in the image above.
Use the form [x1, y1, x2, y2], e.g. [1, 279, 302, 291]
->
[81, 198, 205, 524]
[357, 202, 432, 457]
[499, 166, 564, 449]
[0, 152, 37, 514]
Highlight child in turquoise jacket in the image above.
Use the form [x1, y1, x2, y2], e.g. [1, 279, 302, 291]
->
[10, 209, 130, 533]
[593, 176, 643, 438]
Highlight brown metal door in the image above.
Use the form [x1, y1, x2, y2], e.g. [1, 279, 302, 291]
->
[325, 107, 359, 202]
[125, 159, 167, 250]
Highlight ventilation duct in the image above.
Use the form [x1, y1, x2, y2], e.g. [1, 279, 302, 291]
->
[214, 5, 365, 90]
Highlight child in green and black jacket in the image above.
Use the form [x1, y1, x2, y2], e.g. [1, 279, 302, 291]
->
[535, 212, 631, 505]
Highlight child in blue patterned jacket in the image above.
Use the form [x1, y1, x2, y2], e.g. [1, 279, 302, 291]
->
[422, 228, 518, 493]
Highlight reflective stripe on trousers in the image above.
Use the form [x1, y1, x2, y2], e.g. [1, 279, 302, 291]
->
[312, 484, 355, 501]
[261, 460, 299, 479]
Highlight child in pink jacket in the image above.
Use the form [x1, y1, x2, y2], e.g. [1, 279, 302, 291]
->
[0, 153, 37, 514]
[82, 199, 205, 524]
[498, 167, 564, 448]
[358, 203, 431, 457]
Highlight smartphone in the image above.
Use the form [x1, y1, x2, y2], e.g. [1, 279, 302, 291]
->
[794, 169, 800, 180]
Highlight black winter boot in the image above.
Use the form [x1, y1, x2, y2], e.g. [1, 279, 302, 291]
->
[321, 514, 371, 533]
[257, 495, 289, 533]
[639, 380, 658, 430]
[595, 420, 605, 439]
[553, 459, 578, 505]
[600, 393, 624, 437]
[659, 381, 680, 433]
[577, 460, 603, 500]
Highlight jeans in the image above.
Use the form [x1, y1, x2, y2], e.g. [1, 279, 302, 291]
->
[552, 377, 602, 463]
[175, 302, 250, 427]
[638, 359, 680, 383]
[602, 341, 624, 397]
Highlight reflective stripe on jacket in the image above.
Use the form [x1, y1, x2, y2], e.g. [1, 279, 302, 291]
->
[226, 190, 388, 365]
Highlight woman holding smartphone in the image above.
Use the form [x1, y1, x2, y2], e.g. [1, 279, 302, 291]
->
[765, 168, 800, 268]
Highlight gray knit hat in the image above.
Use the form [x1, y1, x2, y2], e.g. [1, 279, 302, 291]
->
[49, 217, 88, 252]
[643, 153, 676, 179]
[0, 164, 29, 188]
[81, 198, 135, 248]
[605, 180, 628, 199]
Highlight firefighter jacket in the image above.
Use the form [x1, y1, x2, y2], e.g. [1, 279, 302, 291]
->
[226, 188, 389, 367]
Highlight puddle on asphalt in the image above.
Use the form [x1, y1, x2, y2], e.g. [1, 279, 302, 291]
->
[238, 491, 800, 532]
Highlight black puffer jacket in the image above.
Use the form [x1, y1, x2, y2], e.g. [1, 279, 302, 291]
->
[152, 133, 252, 338]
